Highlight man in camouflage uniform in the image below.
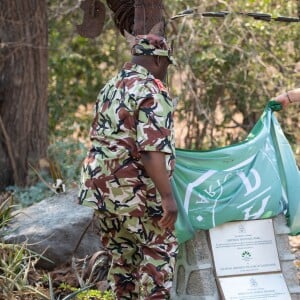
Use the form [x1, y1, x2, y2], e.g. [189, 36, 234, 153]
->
[78, 33, 178, 299]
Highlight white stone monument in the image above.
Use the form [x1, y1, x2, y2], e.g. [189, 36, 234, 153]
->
[171, 214, 300, 299]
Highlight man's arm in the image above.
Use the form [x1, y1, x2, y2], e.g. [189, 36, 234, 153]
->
[140, 151, 178, 229]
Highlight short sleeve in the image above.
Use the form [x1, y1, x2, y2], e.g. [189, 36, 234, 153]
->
[136, 92, 174, 154]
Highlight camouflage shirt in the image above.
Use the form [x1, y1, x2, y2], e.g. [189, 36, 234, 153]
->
[78, 62, 176, 217]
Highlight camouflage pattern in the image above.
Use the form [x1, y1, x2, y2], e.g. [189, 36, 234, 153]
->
[130, 34, 176, 65]
[78, 62, 175, 217]
[78, 62, 178, 298]
[96, 211, 178, 299]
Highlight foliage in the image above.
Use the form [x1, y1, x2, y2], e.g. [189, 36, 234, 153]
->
[0, 193, 15, 230]
[6, 139, 86, 207]
[0, 193, 49, 299]
[46, 1, 133, 202]
[7, 180, 54, 207]
[0, 192, 111, 299]
[75, 289, 115, 300]
[164, 0, 299, 155]
[2, 0, 299, 298]
[48, 0, 130, 140]
[59, 283, 115, 300]
[0, 243, 48, 299]
[47, 139, 87, 185]
[48, 0, 300, 167]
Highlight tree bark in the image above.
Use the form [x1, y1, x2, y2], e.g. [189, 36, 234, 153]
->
[105, 0, 164, 36]
[133, 0, 164, 35]
[0, 0, 48, 189]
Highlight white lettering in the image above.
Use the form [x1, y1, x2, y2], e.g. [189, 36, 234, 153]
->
[243, 195, 271, 219]
[238, 169, 261, 196]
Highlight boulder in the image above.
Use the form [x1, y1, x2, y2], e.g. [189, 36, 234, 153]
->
[2, 189, 102, 270]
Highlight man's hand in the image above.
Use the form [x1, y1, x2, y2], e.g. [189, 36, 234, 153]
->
[159, 195, 178, 230]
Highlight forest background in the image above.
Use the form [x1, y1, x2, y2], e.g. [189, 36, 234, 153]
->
[0, 0, 299, 205]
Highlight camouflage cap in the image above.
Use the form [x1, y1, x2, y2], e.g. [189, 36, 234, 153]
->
[131, 34, 176, 65]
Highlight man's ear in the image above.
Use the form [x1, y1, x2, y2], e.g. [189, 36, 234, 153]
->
[154, 56, 160, 67]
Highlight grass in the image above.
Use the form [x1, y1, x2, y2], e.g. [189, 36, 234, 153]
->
[0, 191, 114, 300]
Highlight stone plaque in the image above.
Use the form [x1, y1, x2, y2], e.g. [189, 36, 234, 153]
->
[209, 219, 280, 276]
[219, 273, 291, 300]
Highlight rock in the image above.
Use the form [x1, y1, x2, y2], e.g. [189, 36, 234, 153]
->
[2, 189, 102, 270]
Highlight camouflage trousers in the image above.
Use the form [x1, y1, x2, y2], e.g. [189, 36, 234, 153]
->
[95, 211, 178, 300]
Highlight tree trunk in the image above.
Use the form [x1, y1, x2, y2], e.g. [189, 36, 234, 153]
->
[106, 0, 164, 36]
[133, 0, 164, 35]
[0, 0, 48, 189]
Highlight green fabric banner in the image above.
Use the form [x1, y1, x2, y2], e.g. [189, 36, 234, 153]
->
[172, 102, 300, 244]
